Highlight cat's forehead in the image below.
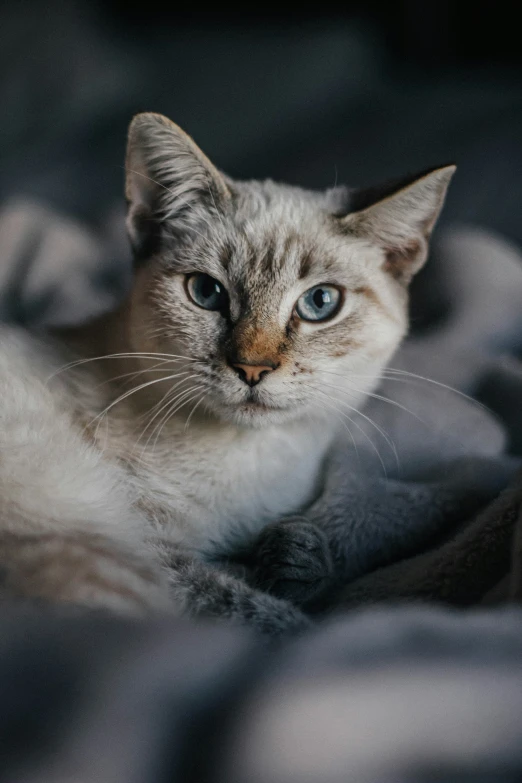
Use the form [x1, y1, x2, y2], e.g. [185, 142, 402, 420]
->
[214, 180, 353, 285]
[224, 225, 320, 282]
[231, 179, 342, 236]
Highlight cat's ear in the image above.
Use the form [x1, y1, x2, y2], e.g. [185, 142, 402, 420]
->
[341, 165, 455, 282]
[125, 112, 230, 257]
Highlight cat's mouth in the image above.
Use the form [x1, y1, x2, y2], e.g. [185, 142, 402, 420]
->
[234, 388, 290, 414]
[239, 398, 286, 412]
[213, 388, 302, 427]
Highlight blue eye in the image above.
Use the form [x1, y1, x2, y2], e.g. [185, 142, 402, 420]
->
[186, 273, 228, 311]
[296, 285, 342, 322]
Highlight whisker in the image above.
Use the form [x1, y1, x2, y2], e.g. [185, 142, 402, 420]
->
[382, 367, 489, 411]
[321, 367, 488, 413]
[94, 359, 190, 389]
[133, 382, 201, 463]
[149, 386, 203, 453]
[48, 351, 199, 382]
[318, 376, 426, 429]
[302, 383, 391, 475]
[184, 392, 207, 432]
[88, 371, 192, 439]
[302, 385, 360, 462]
[138, 381, 202, 451]
[137, 374, 199, 438]
[353, 386, 426, 426]
[361, 389, 425, 426]
[315, 381, 398, 470]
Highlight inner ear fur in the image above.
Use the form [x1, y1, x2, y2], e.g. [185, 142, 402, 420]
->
[341, 164, 456, 282]
[125, 112, 230, 259]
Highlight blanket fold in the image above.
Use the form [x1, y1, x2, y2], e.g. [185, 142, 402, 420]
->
[337, 469, 522, 608]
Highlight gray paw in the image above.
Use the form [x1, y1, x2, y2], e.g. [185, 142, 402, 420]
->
[254, 519, 334, 608]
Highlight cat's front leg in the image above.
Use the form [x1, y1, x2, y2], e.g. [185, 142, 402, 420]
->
[161, 545, 311, 638]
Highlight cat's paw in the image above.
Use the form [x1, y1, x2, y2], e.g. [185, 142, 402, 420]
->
[254, 519, 334, 608]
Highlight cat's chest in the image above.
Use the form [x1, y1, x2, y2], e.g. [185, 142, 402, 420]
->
[133, 421, 332, 556]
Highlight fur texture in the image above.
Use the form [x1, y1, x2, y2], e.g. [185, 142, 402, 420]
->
[0, 113, 454, 634]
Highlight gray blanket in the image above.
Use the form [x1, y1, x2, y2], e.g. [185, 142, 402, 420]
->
[2, 199, 522, 781]
[3, 605, 522, 783]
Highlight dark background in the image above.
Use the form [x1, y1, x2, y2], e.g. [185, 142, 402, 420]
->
[1, 1, 521, 243]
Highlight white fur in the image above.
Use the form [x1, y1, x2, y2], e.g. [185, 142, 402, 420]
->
[0, 328, 142, 543]
[0, 326, 333, 560]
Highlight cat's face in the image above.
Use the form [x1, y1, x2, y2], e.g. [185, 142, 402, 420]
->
[125, 113, 454, 428]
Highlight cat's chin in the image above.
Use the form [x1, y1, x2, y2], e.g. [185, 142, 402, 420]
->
[213, 399, 306, 429]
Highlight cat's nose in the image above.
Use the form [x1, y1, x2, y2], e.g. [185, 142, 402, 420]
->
[231, 361, 277, 387]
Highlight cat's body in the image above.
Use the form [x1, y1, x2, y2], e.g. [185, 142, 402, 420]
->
[0, 113, 456, 633]
[0, 321, 332, 630]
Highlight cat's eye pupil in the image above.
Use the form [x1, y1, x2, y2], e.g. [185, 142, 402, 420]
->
[186, 273, 228, 312]
[313, 288, 330, 309]
[201, 277, 220, 300]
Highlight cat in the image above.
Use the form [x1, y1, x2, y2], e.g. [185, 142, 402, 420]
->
[0, 112, 455, 635]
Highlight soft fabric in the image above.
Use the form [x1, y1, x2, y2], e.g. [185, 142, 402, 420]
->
[338, 468, 522, 608]
[3, 605, 522, 782]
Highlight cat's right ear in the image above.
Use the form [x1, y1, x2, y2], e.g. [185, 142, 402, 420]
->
[125, 113, 230, 259]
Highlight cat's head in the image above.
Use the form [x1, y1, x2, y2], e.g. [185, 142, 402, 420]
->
[124, 112, 454, 428]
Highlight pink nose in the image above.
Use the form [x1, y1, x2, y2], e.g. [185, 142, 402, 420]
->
[232, 362, 276, 387]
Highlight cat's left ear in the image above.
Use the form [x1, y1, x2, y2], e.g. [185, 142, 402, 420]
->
[125, 112, 230, 258]
[340, 165, 456, 282]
